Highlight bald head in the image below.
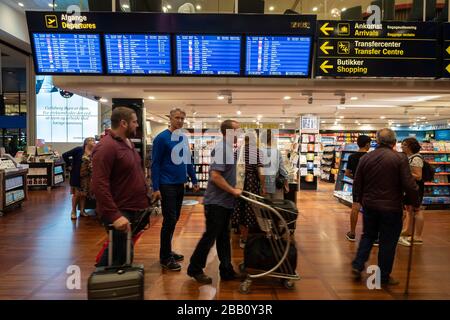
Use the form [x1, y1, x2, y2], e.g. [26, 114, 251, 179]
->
[377, 128, 397, 147]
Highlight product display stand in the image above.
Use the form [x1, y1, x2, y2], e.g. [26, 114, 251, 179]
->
[333, 143, 359, 207]
[321, 144, 337, 183]
[299, 115, 321, 191]
[0, 156, 29, 216]
[26, 159, 66, 191]
[420, 141, 450, 208]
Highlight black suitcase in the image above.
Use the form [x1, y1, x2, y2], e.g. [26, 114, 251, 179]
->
[87, 227, 144, 300]
[244, 233, 297, 275]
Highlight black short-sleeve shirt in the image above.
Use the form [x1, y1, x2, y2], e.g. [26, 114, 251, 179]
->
[347, 152, 367, 176]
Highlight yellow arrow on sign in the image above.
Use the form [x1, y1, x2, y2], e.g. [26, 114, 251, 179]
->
[446, 46, 450, 55]
[320, 60, 333, 73]
[446, 64, 450, 74]
[320, 41, 334, 55]
[320, 22, 334, 36]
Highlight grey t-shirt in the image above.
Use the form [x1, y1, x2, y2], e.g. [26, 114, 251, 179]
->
[203, 139, 236, 209]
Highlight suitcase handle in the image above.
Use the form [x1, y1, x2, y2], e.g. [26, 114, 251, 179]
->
[107, 224, 132, 267]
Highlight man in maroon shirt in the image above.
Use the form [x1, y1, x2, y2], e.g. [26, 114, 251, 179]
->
[92, 107, 150, 266]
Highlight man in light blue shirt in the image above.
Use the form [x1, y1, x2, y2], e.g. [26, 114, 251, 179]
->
[152, 108, 198, 271]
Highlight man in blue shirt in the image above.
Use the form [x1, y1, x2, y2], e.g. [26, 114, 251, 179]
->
[152, 108, 199, 271]
[187, 120, 242, 284]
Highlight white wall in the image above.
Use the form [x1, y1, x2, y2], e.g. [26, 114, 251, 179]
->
[0, 2, 30, 51]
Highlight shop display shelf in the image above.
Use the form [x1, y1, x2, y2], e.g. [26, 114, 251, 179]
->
[429, 162, 450, 165]
[424, 183, 450, 186]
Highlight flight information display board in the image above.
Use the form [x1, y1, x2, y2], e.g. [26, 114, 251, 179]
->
[245, 36, 312, 76]
[175, 35, 241, 75]
[32, 33, 103, 74]
[104, 34, 171, 75]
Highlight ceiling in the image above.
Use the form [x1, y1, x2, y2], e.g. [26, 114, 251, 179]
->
[53, 75, 450, 129]
[3, 0, 404, 17]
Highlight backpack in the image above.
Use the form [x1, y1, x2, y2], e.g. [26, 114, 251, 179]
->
[410, 155, 435, 182]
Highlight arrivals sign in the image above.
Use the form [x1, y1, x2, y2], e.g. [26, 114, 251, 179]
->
[315, 21, 439, 78]
[443, 23, 450, 78]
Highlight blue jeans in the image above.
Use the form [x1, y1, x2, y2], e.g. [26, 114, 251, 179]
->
[352, 207, 403, 281]
[188, 204, 234, 276]
[159, 184, 185, 262]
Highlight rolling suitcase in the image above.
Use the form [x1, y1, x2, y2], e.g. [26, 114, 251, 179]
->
[87, 227, 144, 300]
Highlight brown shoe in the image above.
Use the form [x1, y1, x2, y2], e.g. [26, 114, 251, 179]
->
[188, 272, 212, 284]
[381, 277, 400, 286]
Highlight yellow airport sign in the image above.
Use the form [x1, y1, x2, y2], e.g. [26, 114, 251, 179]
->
[320, 41, 334, 55]
[320, 22, 334, 36]
[320, 60, 333, 73]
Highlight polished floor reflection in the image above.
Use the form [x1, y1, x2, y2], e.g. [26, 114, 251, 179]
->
[0, 183, 449, 300]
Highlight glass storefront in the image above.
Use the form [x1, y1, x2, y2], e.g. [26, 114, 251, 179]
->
[0, 42, 28, 155]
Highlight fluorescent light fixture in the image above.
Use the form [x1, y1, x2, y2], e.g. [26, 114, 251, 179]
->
[339, 116, 344, 119]
[166, 4, 172, 9]
[337, 106, 346, 110]
[350, 96, 358, 100]
[148, 96, 155, 100]
[48, 2, 57, 7]
[312, 7, 318, 12]
[396, 124, 401, 127]
[283, 96, 291, 100]
[380, 116, 386, 119]
[18, 2, 24, 7]
[378, 95, 441, 102]
[286, 119, 292, 123]
[217, 95, 225, 100]
[321, 120, 326, 123]
[122, 4, 130, 9]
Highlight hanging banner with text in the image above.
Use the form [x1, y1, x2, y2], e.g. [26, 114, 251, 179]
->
[315, 21, 439, 78]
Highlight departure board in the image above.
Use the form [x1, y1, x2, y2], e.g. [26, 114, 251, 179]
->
[245, 36, 312, 76]
[32, 33, 102, 74]
[104, 34, 172, 75]
[176, 35, 241, 75]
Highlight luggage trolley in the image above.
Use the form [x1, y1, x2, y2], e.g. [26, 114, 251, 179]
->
[238, 191, 300, 294]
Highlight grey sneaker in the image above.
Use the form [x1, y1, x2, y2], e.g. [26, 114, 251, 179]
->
[346, 232, 356, 242]
[160, 258, 181, 271]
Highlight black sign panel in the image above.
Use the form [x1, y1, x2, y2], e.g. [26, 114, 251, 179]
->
[315, 21, 439, 78]
[443, 23, 450, 78]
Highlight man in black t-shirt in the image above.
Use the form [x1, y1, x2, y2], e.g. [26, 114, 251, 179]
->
[345, 135, 371, 241]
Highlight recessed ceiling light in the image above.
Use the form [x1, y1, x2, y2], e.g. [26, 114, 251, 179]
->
[421, 116, 426, 119]
[166, 4, 172, 9]
[380, 116, 386, 119]
[257, 115, 262, 119]
[286, 119, 292, 123]
[339, 116, 344, 119]
[312, 7, 318, 12]
[217, 119, 221, 123]
[196, 4, 202, 10]
[99, 98, 108, 103]
[158, 119, 163, 123]
[148, 96, 155, 100]
[18, 2, 24, 7]
[269, 6, 275, 11]
[236, 110, 242, 115]
[150, 117, 154, 120]
[321, 120, 326, 123]
[342, 7, 347, 11]
[283, 96, 291, 100]
[350, 96, 358, 100]
[252, 120, 256, 123]
[122, 4, 130, 9]
[396, 124, 401, 127]
[217, 114, 222, 118]
[217, 95, 225, 100]
[162, 6, 168, 12]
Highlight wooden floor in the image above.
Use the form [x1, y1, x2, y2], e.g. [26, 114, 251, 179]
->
[0, 182, 449, 300]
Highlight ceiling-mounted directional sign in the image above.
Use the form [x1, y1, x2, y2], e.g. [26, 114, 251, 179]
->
[443, 23, 450, 78]
[315, 21, 439, 78]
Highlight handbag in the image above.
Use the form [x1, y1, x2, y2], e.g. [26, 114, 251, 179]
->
[275, 171, 287, 189]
